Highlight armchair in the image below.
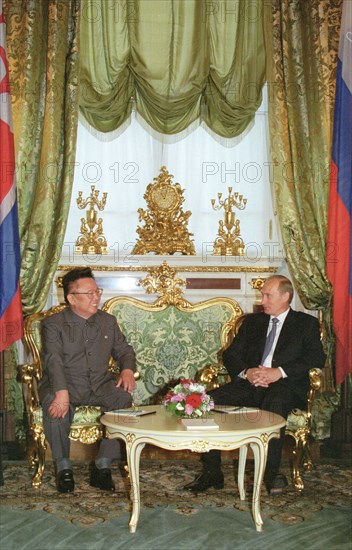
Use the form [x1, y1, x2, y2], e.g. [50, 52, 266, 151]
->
[209, 314, 324, 491]
[19, 305, 103, 487]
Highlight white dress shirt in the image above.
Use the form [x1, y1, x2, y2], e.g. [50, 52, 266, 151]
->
[262, 308, 290, 378]
[239, 308, 290, 379]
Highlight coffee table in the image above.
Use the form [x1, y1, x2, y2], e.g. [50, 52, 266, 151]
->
[101, 405, 286, 533]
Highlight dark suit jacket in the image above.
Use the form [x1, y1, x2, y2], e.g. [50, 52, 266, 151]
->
[222, 309, 326, 402]
[38, 308, 136, 406]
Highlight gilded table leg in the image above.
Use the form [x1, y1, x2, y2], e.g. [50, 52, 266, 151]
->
[238, 445, 248, 500]
[127, 440, 145, 534]
[250, 441, 265, 532]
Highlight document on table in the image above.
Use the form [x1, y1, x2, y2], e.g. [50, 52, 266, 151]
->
[213, 406, 260, 414]
[181, 418, 219, 430]
[106, 409, 157, 417]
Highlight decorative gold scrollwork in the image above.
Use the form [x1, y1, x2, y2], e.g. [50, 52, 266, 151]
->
[69, 426, 102, 444]
[126, 433, 136, 445]
[250, 277, 267, 291]
[139, 261, 190, 307]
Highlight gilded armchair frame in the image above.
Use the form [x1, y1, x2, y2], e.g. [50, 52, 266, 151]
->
[285, 367, 323, 490]
[19, 305, 103, 487]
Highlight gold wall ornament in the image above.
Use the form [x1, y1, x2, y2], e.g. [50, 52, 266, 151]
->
[249, 277, 267, 291]
[75, 185, 108, 254]
[132, 166, 195, 255]
[250, 276, 267, 308]
[139, 261, 189, 307]
[211, 187, 247, 256]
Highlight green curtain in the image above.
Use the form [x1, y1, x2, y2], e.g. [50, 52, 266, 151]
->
[5, 0, 81, 315]
[264, 0, 343, 390]
[2, 345, 24, 441]
[79, 0, 266, 137]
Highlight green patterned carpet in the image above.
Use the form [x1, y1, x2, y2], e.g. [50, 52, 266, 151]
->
[1, 458, 351, 525]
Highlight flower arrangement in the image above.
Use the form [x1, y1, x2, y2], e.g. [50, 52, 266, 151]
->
[162, 378, 214, 418]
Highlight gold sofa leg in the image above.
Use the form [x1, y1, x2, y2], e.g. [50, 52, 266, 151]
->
[30, 425, 46, 488]
[291, 430, 309, 492]
[303, 443, 314, 472]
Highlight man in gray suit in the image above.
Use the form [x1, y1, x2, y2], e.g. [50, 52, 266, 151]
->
[39, 267, 136, 493]
[184, 275, 326, 495]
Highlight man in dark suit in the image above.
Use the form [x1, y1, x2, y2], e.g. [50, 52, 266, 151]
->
[184, 275, 326, 495]
[39, 267, 136, 494]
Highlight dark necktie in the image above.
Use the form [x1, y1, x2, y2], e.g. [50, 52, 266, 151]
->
[261, 318, 279, 364]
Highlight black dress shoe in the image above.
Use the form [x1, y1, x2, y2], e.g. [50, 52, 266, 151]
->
[89, 463, 115, 492]
[57, 469, 74, 493]
[266, 473, 288, 495]
[183, 471, 224, 492]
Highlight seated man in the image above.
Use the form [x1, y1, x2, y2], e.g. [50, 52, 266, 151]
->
[39, 267, 136, 493]
[184, 275, 326, 495]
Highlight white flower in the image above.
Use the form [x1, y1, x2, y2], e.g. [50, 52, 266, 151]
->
[189, 383, 205, 393]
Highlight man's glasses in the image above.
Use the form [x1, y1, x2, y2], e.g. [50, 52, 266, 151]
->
[70, 288, 104, 297]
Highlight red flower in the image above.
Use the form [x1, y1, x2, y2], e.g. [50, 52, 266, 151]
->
[164, 391, 175, 402]
[185, 393, 202, 409]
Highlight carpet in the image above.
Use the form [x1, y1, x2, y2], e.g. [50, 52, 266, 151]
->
[1, 458, 351, 529]
[1, 505, 351, 550]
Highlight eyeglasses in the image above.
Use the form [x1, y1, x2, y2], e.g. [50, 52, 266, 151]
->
[70, 288, 104, 297]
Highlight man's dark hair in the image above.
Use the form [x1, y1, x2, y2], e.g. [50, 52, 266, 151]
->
[62, 267, 95, 303]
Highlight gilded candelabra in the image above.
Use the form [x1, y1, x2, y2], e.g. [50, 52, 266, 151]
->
[211, 187, 247, 256]
[75, 185, 108, 254]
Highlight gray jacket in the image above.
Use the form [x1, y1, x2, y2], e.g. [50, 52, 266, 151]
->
[39, 307, 136, 406]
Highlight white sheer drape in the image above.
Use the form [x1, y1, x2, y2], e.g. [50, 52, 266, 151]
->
[63, 88, 281, 259]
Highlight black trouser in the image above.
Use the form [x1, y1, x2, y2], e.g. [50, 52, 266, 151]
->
[202, 378, 305, 481]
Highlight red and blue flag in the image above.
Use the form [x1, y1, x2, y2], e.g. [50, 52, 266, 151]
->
[0, 2, 23, 352]
[327, 0, 352, 385]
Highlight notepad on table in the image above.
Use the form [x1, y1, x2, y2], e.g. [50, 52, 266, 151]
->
[213, 406, 260, 414]
[107, 409, 156, 417]
[181, 418, 219, 430]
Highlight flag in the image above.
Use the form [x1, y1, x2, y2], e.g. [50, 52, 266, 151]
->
[0, 1, 23, 352]
[327, 0, 352, 386]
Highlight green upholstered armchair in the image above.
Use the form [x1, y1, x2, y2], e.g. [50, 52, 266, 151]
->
[19, 305, 104, 487]
[211, 314, 324, 491]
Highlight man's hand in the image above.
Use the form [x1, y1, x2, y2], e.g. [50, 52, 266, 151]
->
[246, 367, 282, 388]
[48, 390, 70, 419]
[116, 369, 136, 392]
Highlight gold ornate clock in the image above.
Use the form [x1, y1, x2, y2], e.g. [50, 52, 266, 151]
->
[133, 166, 195, 255]
[149, 184, 180, 211]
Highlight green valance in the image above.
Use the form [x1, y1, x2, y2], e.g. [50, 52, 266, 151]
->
[79, 0, 266, 137]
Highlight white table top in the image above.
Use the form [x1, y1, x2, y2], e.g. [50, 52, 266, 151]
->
[101, 405, 286, 437]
